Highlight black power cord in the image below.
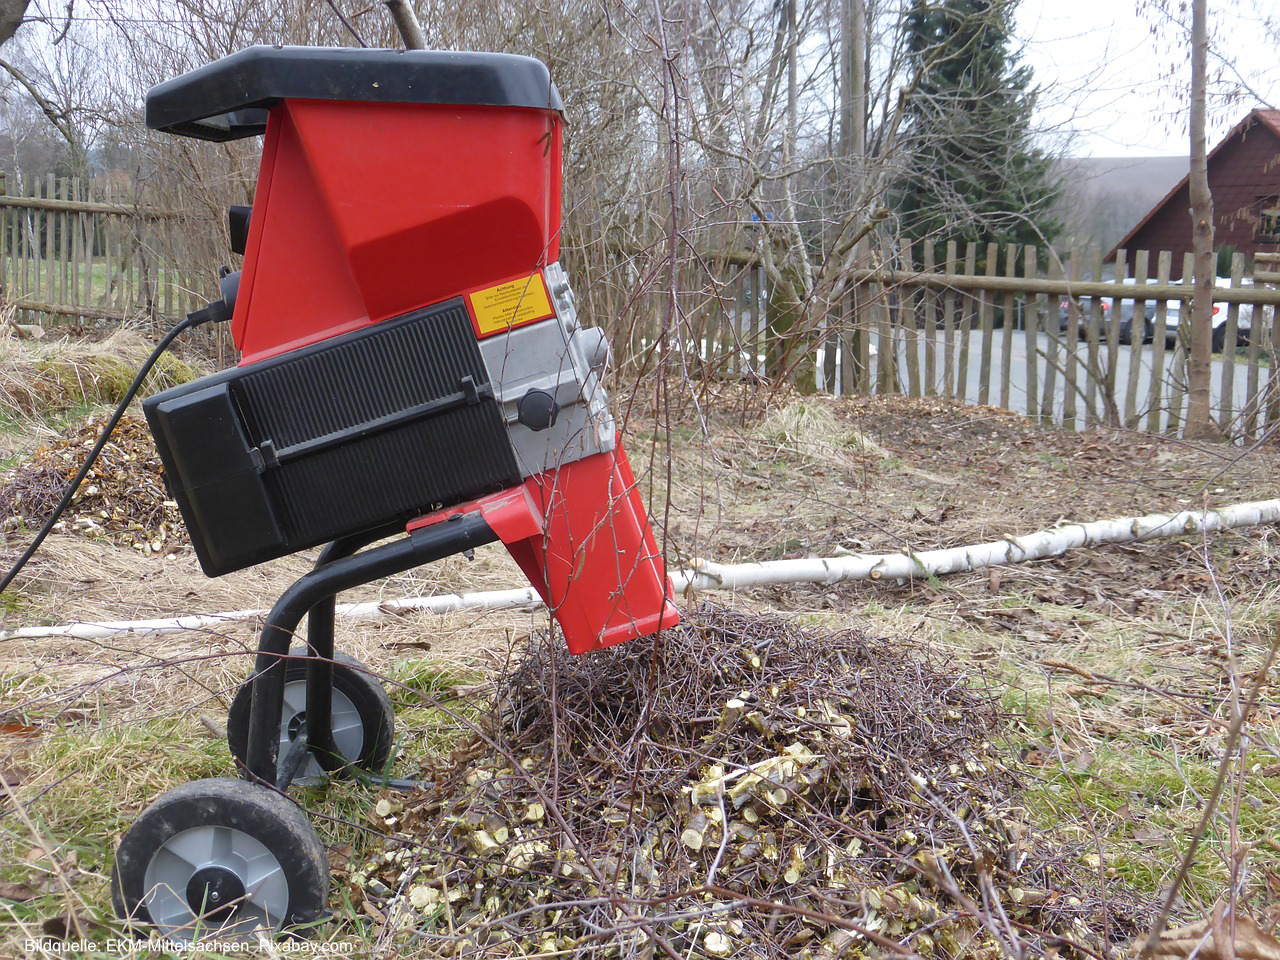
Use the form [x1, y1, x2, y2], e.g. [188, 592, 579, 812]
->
[0, 304, 227, 596]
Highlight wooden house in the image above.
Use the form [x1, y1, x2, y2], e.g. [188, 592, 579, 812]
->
[1110, 109, 1280, 277]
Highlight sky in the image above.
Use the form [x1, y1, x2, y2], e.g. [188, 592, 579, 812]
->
[1016, 0, 1280, 159]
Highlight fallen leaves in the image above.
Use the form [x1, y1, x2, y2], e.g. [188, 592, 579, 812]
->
[0, 881, 37, 902]
[1148, 909, 1280, 960]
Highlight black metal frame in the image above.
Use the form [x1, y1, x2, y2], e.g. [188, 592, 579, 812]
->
[242, 512, 499, 788]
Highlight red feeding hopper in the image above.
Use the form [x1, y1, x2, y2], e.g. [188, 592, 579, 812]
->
[112, 47, 679, 944]
[223, 70, 563, 361]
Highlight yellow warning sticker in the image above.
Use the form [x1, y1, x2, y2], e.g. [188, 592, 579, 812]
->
[467, 273, 555, 337]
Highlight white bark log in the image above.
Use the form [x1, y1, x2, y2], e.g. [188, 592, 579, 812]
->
[4, 501, 1277, 641]
[670, 500, 1280, 591]
[1, 588, 543, 641]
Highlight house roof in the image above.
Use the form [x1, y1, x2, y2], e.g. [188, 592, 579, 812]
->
[1108, 108, 1280, 259]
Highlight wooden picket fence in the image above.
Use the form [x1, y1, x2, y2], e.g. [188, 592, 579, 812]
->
[684, 242, 1280, 440]
[0, 172, 217, 327]
[4, 172, 1279, 440]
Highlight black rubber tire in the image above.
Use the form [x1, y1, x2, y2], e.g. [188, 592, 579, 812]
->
[1118, 321, 1132, 345]
[1212, 325, 1226, 353]
[111, 777, 328, 940]
[226, 650, 394, 779]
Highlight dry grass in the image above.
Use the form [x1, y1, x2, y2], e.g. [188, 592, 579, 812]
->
[1, 384, 1279, 956]
[0, 330, 200, 412]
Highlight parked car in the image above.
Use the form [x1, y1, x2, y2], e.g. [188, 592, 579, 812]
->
[1057, 296, 1107, 335]
[1159, 280, 1253, 352]
[1058, 286, 1156, 345]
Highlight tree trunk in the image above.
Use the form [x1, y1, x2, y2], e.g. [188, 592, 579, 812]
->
[679, 499, 1280, 590]
[777, 0, 814, 387]
[1185, 0, 1217, 438]
[0, 0, 31, 47]
[838, 0, 867, 396]
[384, 0, 426, 50]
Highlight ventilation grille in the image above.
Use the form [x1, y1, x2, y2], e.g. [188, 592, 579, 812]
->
[238, 301, 488, 447]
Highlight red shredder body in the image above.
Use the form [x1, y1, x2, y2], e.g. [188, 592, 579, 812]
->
[233, 98, 563, 361]
[140, 46, 678, 654]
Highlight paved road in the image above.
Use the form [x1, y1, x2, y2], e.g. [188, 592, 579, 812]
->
[881, 332, 1267, 428]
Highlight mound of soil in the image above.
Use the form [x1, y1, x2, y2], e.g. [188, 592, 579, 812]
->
[349, 605, 1156, 958]
[0, 415, 185, 556]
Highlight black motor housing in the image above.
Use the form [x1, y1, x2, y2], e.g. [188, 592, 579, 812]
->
[145, 297, 521, 576]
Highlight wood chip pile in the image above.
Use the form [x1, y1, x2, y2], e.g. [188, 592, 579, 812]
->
[349, 605, 1156, 958]
[0, 415, 185, 556]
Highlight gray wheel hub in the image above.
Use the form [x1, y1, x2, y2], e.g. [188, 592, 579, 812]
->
[279, 678, 364, 784]
[143, 824, 289, 940]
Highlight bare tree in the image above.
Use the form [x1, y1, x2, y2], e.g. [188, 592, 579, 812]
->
[1184, 0, 1216, 438]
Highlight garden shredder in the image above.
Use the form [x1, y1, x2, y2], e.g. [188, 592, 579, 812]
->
[108, 46, 680, 942]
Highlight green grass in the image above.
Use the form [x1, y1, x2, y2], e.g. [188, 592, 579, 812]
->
[389, 660, 487, 760]
[3, 260, 189, 311]
[390, 658, 480, 696]
[27, 351, 199, 410]
[0, 719, 229, 955]
[866, 575, 1280, 916]
[0, 658, 481, 958]
[1020, 744, 1280, 904]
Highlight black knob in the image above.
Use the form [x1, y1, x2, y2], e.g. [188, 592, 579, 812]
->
[219, 269, 241, 313]
[517, 389, 559, 431]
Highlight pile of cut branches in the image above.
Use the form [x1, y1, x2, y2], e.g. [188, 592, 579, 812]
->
[351, 605, 1156, 958]
[0, 415, 184, 555]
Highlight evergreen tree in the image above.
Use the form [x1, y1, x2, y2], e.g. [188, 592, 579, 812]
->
[895, 0, 1060, 251]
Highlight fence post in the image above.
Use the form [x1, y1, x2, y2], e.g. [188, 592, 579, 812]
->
[1103, 249, 1126, 427]
[856, 270, 872, 394]
[942, 241, 957, 400]
[57, 177, 67, 305]
[1062, 249, 1080, 431]
[1041, 254, 1061, 426]
[81, 179, 92, 308]
[1024, 245, 1039, 422]
[923, 242, 937, 395]
[1167, 254, 1192, 434]
[1167, 253, 1196, 435]
[1217, 252, 1245, 433]
[955, 243, 976, 403]
[1000, 244, 1017, 411]
[1243, 277, 1265, 442]
[44, 173, 55, 302]
[977, 242, 996, 407]
[1084, 248, 1104, 427]
[1268, 282, 1280, 434]
[9, 179, 19, 305]
[1124, 250, 1149, 429]
[900, 240, 921, 398]
[874, 266, 895, 394]
[1147, 251, 1172, 433]
[0, 175, 7, 305]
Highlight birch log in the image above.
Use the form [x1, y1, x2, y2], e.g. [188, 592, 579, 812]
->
[3, 501, 1277, 641]
[1, 588, 544, 641]
[670, 500, 1280, 591]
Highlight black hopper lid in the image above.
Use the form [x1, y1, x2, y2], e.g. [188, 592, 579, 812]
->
[146, 45, 563, 142]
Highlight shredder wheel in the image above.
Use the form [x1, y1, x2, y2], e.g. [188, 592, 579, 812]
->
[111, 777, 328, 942]
[226, 650, 394, 785]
